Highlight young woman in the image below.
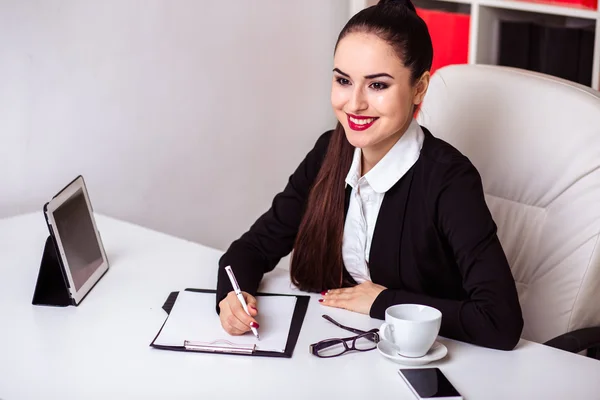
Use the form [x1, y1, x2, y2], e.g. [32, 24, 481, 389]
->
[215, 0, 523, 350]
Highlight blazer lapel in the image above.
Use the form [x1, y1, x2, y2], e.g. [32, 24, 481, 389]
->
[344, 185, 352, 217]
[342, 185, 356, 286]
[368, 168, 415, 288]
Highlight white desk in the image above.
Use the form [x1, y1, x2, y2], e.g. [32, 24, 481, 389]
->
[1, 213, 599, 399]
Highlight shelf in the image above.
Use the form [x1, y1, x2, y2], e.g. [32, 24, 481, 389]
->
[362, 0, 598, 16]
[478, 0, 598, 19]
[351, 0, 600, 91]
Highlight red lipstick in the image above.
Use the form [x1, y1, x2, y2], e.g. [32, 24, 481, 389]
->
[347, 113, 378, 131]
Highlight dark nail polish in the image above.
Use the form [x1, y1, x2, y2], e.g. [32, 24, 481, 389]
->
[320, 291, 327, 296]
[250, 322, 260, 329]
[318, 299, 323, 303]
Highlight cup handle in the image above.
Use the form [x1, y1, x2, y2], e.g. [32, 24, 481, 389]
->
[379, 322, 394, 343]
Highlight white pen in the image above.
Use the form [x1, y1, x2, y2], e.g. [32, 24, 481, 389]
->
[224, 265, 259, 340]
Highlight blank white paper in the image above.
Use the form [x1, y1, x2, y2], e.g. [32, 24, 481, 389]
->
[153, 290, 298, 353]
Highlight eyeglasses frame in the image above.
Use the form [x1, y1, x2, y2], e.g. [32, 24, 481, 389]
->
[309, 314, 380, 358]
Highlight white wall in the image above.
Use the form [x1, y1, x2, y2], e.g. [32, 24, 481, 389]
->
[0, 0, 350, 253]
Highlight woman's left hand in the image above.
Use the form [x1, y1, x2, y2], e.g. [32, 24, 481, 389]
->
[319, 281, 387, 315]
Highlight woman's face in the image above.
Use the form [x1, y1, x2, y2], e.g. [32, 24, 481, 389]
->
[331, 32, 428, 152]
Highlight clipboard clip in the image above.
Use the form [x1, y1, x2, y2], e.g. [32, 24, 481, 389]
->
[184, 339, 256, 354]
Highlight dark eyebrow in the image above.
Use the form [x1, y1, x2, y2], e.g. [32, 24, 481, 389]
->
[333, 68, 350, 77]
[365, 72, 394, 80]
[333, 68, 394, 80]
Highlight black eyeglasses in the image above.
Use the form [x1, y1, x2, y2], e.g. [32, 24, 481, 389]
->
[309, 315, 380, 358]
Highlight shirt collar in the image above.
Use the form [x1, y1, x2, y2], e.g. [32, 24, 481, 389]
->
[344, 119, 424, 193]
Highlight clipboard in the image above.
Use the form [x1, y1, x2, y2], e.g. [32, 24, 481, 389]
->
[150, 288, 309, 358]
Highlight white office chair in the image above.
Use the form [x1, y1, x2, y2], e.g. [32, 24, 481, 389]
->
[417, 64, 600, 358]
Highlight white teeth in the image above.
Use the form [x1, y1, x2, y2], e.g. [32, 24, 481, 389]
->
[349, 116, 375, 125]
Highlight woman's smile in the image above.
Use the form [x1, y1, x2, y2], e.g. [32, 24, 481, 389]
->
[346, 113, 379, 131]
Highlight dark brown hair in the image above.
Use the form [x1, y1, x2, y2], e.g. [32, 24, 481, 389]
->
[289, 0, 433, 292]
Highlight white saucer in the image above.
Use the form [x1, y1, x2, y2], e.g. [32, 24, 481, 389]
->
[377, 340, 448, 366]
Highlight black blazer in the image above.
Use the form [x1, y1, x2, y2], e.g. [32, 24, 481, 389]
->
[216, 127, 524, 351]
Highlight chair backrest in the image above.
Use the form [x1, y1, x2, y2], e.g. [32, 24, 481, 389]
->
[417, 64, 600, 344]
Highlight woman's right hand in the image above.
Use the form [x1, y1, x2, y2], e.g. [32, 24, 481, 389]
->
[218, 291, 259, 335]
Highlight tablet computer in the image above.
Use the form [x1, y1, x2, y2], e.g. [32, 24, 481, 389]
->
[43, 175, 109, 305]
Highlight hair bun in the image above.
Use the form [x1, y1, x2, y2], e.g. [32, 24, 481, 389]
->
[377, 0, 417, 13]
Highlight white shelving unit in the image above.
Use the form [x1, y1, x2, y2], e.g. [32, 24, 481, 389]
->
[350, 0, 600, 91]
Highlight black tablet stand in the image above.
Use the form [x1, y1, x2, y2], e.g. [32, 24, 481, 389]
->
[31, 235, 74, 307]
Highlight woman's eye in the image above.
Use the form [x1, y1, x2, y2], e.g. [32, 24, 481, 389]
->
[370, 82, 388, 90]
[336, 77, 350, 86]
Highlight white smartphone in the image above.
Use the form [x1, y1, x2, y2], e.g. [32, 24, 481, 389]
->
[398, 368, 463, 400]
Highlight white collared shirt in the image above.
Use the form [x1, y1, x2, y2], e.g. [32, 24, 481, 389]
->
[342, 119, 425, 283]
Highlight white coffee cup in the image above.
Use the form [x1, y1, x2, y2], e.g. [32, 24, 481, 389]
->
[379, 304, 442, 358]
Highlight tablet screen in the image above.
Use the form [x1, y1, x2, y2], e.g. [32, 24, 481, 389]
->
[53, 188, 103, 291]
